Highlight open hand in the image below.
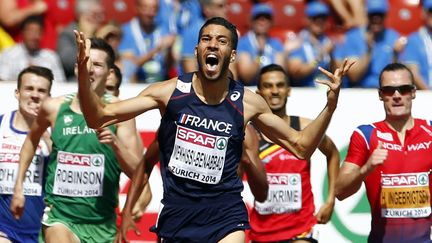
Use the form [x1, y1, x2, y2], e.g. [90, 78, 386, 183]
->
[316, 58, 355, 110]
[114, 211, 141, 243]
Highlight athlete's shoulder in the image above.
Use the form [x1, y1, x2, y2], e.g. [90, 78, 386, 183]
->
[139, 77, 177, 98]
[353, 123, 376, 135]
[40, 94, 71, 114]
[243, 88, 268, 110]
[414, 118, 432, 126]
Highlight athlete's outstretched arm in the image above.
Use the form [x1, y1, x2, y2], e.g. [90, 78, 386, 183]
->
[248, 59, 354, 160]
[10, 99, 51, 219]
[239, 124, 268, 202]
[74, 31, 173, 129]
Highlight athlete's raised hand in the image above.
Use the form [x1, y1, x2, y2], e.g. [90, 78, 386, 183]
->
[316, 58, 355, 111]
[74, 30, 92, 84]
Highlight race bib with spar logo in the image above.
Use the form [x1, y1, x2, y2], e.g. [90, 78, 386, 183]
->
[255, 173, 302, 215]
[381, 172, 431, 218]
[53, 151, 105, 197]
[168, 125, 228, 184]
[0, 151, 44, 196]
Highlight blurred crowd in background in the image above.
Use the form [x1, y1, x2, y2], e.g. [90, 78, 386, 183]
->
[0, 0, 432, 89]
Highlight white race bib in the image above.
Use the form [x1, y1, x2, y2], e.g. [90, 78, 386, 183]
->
[168, 125, 228, 184]
[255, 173, 302, 215]
[53, 151, 105, 197]
[0, 152, 44, 196]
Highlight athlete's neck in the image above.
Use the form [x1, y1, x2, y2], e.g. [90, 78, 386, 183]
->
[386, 116, 414, 132]
[193, 72, 229, 105]
[385, 116, 414, 144]
[13, 111, 34, 131]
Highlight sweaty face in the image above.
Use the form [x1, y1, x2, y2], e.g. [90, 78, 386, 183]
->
[196, 24, 235, 81]
[257, 70, 290, 112]
[379, 69, 415, 120]
[15, 73, 51, 118]
[88, 49, 110, 95]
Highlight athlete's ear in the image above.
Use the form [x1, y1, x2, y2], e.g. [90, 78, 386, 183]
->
[194, 46, 197, 57]
[255, 86, 261, 95]
[286, 86, 291, 97]
[412, 89, 416, 99]
[378, 90, 383, 101]
[230, 50, 236, 63]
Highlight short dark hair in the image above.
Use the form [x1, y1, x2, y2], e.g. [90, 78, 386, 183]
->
[258, 64, 289, 89]
[198, 17, 238, 50]
[112, 64, 122, 89]
[90, 38, 115, 69]
[17, 66, 54, 90]
[21, 15, 44, 30]
[379, 63, 415, 87]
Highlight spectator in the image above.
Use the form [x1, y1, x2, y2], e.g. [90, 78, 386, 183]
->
[0, 15, 65, 82]
[57, 0, 105, 81]
[286, 1, 334, 87]
[180, 0, 229, 74]
[399, 0, 432, 90]
[334, 0, 406, 88]
[236, 3, 284, 86]
[118, 0, 176, 83]
[0, 0, 47, 45]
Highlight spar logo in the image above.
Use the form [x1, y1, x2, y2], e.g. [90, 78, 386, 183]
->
[418, 173, 428, 186]
[0, 152, 19, 163]
[177, 126, 217, 149]
[58, 152, 104, 167]
[323, 145, 369, 242]
[216, 138, 227, 150]
[268, 174, 290, 185]
[91, 155, 104, 167]
[381, 173, 429, 187]
[267, 174, 299, 185]
[58, 152, 91, 166]
[382, 174, 419, 187]
[290, 175, 300, 186]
